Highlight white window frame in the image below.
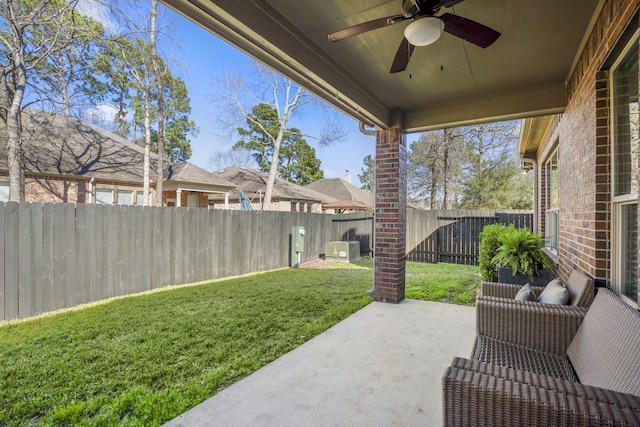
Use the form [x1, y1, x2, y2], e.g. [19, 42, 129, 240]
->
[610, 32, 639, 306]
[545, 146, 559, 254]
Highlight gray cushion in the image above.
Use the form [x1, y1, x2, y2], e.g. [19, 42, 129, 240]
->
[515, 283, 537, 302]
[565, 270, 595, 306]
[537, 278, 569, 304]
[567, 288, 640, 395]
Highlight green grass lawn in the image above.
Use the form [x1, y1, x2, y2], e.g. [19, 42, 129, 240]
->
[0, 260, 479, 426]
[405, 262, 481, 305]
[0, 268, 373, 426]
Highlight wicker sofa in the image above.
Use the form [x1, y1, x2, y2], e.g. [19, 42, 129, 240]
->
[443, 287, 640, 426]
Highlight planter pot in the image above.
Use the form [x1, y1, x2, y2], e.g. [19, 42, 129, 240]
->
[498, 267, 550, 286]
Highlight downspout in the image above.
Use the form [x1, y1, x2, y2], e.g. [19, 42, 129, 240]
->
[88, 177, 94, 204]
[520, 154, 538, 233]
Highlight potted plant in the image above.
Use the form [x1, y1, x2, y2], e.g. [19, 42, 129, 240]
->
[492, 227, 554, 286]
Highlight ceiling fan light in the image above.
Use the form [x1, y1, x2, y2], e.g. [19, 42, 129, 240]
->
[404, 17, 443, 46]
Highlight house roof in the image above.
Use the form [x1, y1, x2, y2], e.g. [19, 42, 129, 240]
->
[322, 199, 372, 210]
[161, 0, 603, 132]
[166, 162, 235, 187]
[0, 109, 235, 189]
[305, 178, 375, 207]
[211, 165, 337, 204]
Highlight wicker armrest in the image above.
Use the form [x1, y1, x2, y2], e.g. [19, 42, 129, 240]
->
[443, 358, 640, 427]
[476, 296, 588, 355]
[479, 281, 545, 299]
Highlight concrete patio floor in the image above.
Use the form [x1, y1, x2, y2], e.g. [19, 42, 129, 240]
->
[164, 299, 475, 427]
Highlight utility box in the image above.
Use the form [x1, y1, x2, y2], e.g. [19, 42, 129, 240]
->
[291, 226, 305, 268]
[325, 241, 361, 262]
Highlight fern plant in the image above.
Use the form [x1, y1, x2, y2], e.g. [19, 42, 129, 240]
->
[491, 227, 554, 279]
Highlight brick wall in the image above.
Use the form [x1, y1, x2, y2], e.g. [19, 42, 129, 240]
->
[24, 175, 87, 204]
[535, 1, 638, 286]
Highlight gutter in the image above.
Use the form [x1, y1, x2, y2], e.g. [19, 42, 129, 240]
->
[359, 122, 376, 136]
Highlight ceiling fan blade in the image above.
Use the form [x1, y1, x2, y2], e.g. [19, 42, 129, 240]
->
[328, 15, 407, 42]
[390, 37, 415, 73]
[443, 0, 466, 6]
[440, 13, 501, 48]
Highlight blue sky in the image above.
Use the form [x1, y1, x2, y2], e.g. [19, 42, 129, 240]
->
[162, 6, 378, 188]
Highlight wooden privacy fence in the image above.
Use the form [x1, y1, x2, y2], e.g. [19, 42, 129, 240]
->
[406, 210, 534, 265]
[0, 202, 335, 322]
[0, 203, 531, 321]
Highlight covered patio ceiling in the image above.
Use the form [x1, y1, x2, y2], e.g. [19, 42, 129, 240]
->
[161, 0, 604, 133]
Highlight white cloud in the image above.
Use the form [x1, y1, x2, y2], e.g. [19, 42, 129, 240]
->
[84, 104, 119, 123]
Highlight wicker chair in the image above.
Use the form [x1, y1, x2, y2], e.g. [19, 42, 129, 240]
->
[443, 288, 640, 426]
[476, 270, 595, 355]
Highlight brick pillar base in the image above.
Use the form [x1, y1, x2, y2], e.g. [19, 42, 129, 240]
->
[373, 128, 406, 303]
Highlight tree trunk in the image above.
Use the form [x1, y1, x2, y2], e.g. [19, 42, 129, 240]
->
[4, 1, 27, 202]
[263, 131, 285, 210]
[150, 0, 164, 207]
[443, 128, 452, 209]
[143, 89, 151, 206]
[430, 158, 438, 210]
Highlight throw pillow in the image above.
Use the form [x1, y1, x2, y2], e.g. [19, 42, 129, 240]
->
[515, 283, 537, 302]
[537, 278, 569, 304]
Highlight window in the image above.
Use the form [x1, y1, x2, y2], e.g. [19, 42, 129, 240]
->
[116, 190, 133, 205]
[545, 148, 559, 253]
[0, 182, 8, 202]
[136, 191, 144, 206]
[95, 189, 113, 205]
[187, 194, 199, 208]
[611, 38, 639, 304]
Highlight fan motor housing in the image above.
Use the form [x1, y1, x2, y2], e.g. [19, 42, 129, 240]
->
[402, 0, 444, 17]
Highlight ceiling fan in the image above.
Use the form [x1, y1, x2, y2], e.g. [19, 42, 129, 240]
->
[328, 0, 501, 73]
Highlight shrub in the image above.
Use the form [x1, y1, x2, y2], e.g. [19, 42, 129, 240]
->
[478, 223, 514, 281]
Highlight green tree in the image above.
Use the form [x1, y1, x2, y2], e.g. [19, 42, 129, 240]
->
[90, 37, 135, 137]
[407, 122, 531, 210]
[279, 130, 323, 185]
[31, 6, 105, 117]
[0, 0, 79, 201]
[160, 73, 196, 164]
[234, 103, 280, 171]
[234, 104, 323, 185]
[458, 122, 531, 209]
[358, 154, 375, 192]
[408, 129, 464, 208]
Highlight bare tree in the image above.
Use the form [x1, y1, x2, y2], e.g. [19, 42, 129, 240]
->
[208, 147, 255, 171]
[215, 61, 344, 210]
[0, 0, 76, 201]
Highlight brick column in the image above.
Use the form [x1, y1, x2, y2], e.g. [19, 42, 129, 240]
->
[373, 128, 406, 303]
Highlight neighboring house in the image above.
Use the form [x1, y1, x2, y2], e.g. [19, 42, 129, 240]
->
[518, 5, 639, 307]
[0, 110, 235, 207]
[210, 165, 336, 212]
[305, 176, 375, 213]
